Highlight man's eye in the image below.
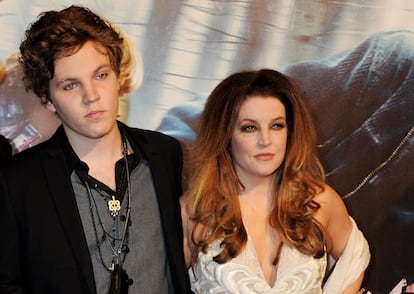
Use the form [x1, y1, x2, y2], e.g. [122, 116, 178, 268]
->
[96, 73, 107, 80]
[63, 82, 76, 90]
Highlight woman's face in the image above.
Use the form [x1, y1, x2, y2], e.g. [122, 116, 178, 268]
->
[230, 96, 288, 184]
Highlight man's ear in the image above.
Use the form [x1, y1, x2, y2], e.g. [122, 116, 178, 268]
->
[45, 100, 57, 113]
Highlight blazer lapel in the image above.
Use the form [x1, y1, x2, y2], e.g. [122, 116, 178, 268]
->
[125, 126, 183, 251]
[119, 123, 190, 292]
[141, 143, 181, 239]
[133, 134, 185, 259]
[42, 136, 96, 294]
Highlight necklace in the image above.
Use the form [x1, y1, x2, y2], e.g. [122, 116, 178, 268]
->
[84, 135, 132, 271]
[108, 196, 121, 217]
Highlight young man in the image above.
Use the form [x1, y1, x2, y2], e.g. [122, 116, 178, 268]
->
[0, 5, 191, 294]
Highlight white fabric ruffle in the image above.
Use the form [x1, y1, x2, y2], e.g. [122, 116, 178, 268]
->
[190, 217, 370, 294]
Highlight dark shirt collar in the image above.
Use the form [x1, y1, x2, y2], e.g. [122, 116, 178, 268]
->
[58, 123, 140, 198]
[59, 123, 140, 171]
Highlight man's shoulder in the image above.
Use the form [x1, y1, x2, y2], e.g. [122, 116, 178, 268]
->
[123, 124, 180, 146]
[4, 130, 64, 171]
[1, 143, 49, 184]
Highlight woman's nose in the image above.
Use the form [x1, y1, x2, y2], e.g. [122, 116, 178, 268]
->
[258, 129, 271, 146]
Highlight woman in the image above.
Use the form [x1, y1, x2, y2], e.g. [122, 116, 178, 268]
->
[181, 69, 370, 293]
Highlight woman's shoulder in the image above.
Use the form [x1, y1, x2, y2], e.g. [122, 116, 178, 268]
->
[313, 184, 346, 214]
[313, 183, 351, 225]
[313, 184, 353, 258]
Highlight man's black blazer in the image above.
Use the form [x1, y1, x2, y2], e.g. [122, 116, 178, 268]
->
[0, 122, 191, 293]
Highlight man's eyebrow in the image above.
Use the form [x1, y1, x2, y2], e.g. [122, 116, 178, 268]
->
[54, 64, 112, 86]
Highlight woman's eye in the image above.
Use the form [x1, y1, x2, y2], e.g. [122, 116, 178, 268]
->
[272, 122, 286, 129]
[241, 125, 256, 132]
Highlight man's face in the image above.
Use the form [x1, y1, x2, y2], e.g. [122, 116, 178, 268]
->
[48, 40, 120, 144]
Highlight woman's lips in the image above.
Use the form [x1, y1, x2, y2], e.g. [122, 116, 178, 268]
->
[255, 153, 275, 160]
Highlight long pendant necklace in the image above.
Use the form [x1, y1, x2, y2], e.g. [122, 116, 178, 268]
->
[84, 135, 132, 293]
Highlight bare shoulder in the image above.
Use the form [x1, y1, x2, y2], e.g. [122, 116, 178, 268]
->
[313, 184, 353, 258]
[313, 184, 345, 209]
[314, 184, 351, 221]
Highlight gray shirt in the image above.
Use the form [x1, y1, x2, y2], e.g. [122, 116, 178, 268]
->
[72, 159, 173, 293]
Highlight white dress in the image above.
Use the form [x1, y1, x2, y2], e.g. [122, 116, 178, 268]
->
[190, 217, 370, 294]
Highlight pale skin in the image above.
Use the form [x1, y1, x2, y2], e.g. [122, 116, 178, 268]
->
[181, 96, 364, 293]
[47, 40, 124, 190]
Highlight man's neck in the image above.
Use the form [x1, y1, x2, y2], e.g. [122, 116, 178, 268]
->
[66, 125, 124, 190]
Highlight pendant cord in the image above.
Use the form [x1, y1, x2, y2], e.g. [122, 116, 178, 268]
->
[118, 138, 132, 260]
[84, 135, 132, 272]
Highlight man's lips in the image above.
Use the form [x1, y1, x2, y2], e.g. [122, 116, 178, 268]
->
[85, 110, 104, 119]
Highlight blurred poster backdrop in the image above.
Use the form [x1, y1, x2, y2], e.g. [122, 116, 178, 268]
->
[1, 1, 413, 293]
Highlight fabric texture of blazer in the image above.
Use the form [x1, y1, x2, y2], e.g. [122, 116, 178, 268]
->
[0, 122, 191, 294]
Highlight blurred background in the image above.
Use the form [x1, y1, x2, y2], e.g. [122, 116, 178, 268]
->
[1, 1, 414, 293]
[2, 0, 414, 130]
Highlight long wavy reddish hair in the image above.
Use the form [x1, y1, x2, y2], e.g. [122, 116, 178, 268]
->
[186, 69, 326, 264]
